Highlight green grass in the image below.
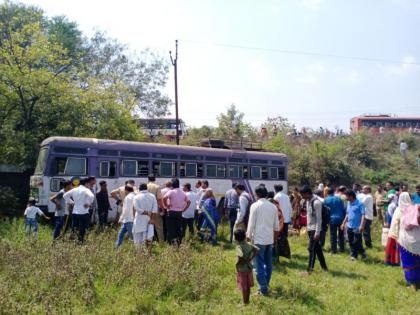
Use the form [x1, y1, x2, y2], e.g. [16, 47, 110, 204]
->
[0, 219, 418, 315]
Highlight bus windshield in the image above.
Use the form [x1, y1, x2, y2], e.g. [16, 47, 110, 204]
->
[34, 147, 49, 175]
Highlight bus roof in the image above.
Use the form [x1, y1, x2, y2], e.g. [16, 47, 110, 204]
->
[41, 137, 287, 160]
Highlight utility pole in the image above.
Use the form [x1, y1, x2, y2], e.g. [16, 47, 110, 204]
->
[170, 40, 180, 145]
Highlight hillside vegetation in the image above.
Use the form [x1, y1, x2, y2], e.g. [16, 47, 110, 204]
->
[263, 131, 420, 188]
[0, 220, 418, 314]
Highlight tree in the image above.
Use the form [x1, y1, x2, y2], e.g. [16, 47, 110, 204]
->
[261, 116, 295, 136]
[83, 32, 172, 117]
[216, 104, 246, 138]
[0, 2, 166, 168]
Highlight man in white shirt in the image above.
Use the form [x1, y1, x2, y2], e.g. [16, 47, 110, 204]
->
[301, 185, 328, 274]
[234, 184, 251, 229]
[115, 185, 135, 248]
[133, 183, 158, 249]
[182, 183, 197, 238]
[246, 185, 279, 296]
[196, 180, 209, 229]
[274, 184, 292, 248]
[111, 179, 137, 222]
[400, 141, 408, 159]
[358, 185, 374, 248]
[63, 176, 95, 243]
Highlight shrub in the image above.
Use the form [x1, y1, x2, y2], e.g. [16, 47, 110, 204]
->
[0, 186, 19, 217]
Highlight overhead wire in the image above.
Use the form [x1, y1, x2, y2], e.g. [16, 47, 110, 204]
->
[179, 39, 420, 66]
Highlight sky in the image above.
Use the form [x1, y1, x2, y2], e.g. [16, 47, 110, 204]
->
[18, 0, 420, 131]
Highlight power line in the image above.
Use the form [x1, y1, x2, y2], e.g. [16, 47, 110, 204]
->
[180, 39, 420, 66]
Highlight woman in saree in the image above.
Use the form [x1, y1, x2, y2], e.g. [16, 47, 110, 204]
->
[290, 187, 302, 230]
[267, 191, 285, 263]
[199, 189, 220, 245]
[385, 193, 403, 266]
[390, 192, 420, 290]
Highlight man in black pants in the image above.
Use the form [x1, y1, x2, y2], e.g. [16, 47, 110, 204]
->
[63, 177, 96, 243]
[96, 181, 110, 231]
[341, 190, 367, 261]
[300, 185, 328, 274]
[163, 178, 191, 245]
[224, 183, 239, 243]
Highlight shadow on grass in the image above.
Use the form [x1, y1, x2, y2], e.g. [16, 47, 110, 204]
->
[271, 284, 325, 311]
[329, 270, 367, 280]
[363, 256, 385, 265]
[279, 259, 307, 273]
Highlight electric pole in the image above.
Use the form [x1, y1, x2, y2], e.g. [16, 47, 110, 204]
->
[170, 40, 180, 145]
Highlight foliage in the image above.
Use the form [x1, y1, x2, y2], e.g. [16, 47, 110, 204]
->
[216, 104, 248, 138]
[262, 115, 295, 136]
[0, 186, 19, 216]
[266, 131, 420, 188]
[0, 1, 170, 168]
[0, 220, 419, 314]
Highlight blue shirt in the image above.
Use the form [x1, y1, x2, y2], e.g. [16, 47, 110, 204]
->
[346, 199, 365, 229]
[324, 195, 346, 225]
[411, 192, 420, 204]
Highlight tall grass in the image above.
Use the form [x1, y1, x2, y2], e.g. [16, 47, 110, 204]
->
[0, 219, 418, 314]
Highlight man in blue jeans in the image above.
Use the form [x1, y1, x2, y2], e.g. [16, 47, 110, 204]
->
[115, 185, 136, 248]
[246, 185, 280, 295]
[341, 190, 367, 261]
[324, 187, 346, 253]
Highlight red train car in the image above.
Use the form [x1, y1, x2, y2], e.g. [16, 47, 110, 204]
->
[350, 115, 420, 134]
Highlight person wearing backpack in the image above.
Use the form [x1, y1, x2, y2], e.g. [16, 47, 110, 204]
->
[315, 189, 330, 248]
[274, 184, 292, 250]
[324, 187, 346, 253]
[300, 185, 328, 274]
[234, 184, 251, 230]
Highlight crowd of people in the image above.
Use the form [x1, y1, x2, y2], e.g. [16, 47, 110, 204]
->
[23, 177, 420, 305]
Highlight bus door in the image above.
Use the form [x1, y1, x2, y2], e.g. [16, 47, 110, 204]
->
[98, 158, 119, 221]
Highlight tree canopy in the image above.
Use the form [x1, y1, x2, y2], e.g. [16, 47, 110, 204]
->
[0, 1, 171, 168]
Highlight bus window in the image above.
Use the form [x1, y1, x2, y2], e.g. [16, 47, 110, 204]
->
[206, 165, 217, 178]
[109, 162, 116, 177]
[100, 161, 109, 177]
[100, 161, 116, 177]
[137, 161, 149, 177]
[228, 165, 242, 178]
[243, 166, 248, 179]
[269, 167, 278, 179]
[122, 160, 137, 176]
[152, 161, 159, 176]
[160, 162, 174, 177]
[262, 167, 268, 180]
[180, 163, 197, 177]
[251, 166, 261, 179]
[35, 147, 49, 175]
[278, 167, 286, 180]
[61, 158, 85, 175]
[217, 165, 226, 178]
[55, 157, 67, 175]
[197, 163, 204, 177]
[180, 163, 185, 177]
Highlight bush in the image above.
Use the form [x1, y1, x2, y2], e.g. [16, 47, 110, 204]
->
[0, 186, 19, 217]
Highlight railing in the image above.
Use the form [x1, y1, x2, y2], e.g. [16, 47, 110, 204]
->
[200, 138, 263, 151]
